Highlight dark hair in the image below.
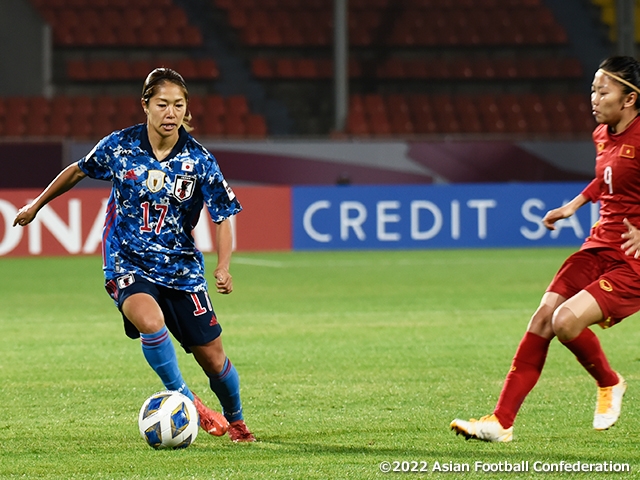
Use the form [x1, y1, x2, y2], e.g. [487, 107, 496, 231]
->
[598, 56, 640, 107]
[142, 68, 188, 103]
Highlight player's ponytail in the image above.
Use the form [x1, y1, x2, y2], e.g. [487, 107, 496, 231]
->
[141, 67, 194, 132]
[598, 56, 640, 108]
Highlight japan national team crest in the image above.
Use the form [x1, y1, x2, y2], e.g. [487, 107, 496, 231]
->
[146, 170, 166, 192]
[173, 174, 196, 201]
[116, 273, 135, 289]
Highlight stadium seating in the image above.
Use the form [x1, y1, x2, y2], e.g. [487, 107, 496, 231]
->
[251, 57, 583, 81]
[0, 95, 268, 139]
[35, 2, 201, 48]
[9, 0, 269, 139]
[0, 0, 597, 138]
[216, 0, 568, 48]
[67, 58, 220, 83]
[345, 92, 595, 136]
[207, 0, 590, 136]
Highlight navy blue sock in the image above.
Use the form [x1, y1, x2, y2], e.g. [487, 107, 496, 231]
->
[140, 326, 193, 401]
[207, 357, 243, 422]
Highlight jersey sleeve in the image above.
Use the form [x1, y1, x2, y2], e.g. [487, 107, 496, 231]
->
[201, 154, 242, 223]
[580, 178, 601, 203]
[77, 135, 114, 181]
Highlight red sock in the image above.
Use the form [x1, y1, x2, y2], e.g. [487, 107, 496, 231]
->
[494, 332, 551, 429]
[561, 328, 618, 388]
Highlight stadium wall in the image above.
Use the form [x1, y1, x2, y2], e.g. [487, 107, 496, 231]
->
[0, 182, 593, 257]
[0, 0, 51, 96]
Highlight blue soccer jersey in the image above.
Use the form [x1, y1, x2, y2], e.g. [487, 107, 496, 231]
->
[78, 124, 242, 292]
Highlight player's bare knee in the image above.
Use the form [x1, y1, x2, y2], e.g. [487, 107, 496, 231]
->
[551, 306, 578, 341]
[527, 305, 554, 337]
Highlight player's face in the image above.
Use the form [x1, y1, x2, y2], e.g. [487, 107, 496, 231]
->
[591, 70, 631, 127]
[144, 82, 187, 139]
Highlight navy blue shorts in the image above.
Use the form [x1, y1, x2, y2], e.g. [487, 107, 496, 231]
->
[105, 273, 222, 352]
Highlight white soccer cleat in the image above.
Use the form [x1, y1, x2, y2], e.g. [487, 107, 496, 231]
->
[450, 414, 513, 442]
[593, 372, 627, 431]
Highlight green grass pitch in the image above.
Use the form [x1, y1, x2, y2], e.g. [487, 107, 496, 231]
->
[1, 248, 639, 479]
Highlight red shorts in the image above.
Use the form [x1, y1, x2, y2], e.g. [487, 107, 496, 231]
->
[547, 247, 640, 327]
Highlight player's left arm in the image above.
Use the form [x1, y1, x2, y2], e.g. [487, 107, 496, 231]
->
[213, 218, 234, 294]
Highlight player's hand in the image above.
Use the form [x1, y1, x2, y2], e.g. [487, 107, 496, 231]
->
[13, 204, 37, 227]
[213, 268, 233, 294]
[621, 218, 640, 258]
[542, 207, 569, 230]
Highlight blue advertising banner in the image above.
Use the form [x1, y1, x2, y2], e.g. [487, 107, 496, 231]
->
[292, 183, 599, 250]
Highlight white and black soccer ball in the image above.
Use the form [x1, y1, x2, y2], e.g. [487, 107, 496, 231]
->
[138, 390, 199, 449]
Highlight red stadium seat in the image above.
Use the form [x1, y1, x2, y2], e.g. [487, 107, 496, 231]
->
[227, 8, 247, 29]
[187, 95, 204, 119]
[110, 60, 134, 81]
[92, 113, 115, 138]
[226, 95, 249, 117]
[94, 95, 117, 118]
[3, 110, 26, 136]
[50, 96, 73, 118]
[349, 95, 365, 115]
[88, 60, 111, 81]
[389, 108, 414, 134]
[204, 95, 226, 118]
[71, 96, 94, 117]
[363, 94, 386, 117]
[67, 60, 88, 81]
[260, 25, 284, 47]
[245, 114, 268, 137]
[275, 58, 296, 78]
[6, 97, 29, 118]
[199, 115, 225, 136]
[48, 112, 71, 137]
[195, 59, 219, 79]
[224, 115, 246, 137]
[541, 94, 573, 134]
[176, 59, 198, 80]
[181, 25, 204, 47]
[251, 58, 273, 78]
[297, 59, 319, 79]
[28, 97, 50, 117]
[346, 111, 369, 135]
[25, 114, 49, 137]
[69, 110, 94, 138]
[131, 60, 153, 80]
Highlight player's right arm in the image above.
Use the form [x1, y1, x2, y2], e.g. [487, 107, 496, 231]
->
[542, 193, 590, 231]
[13, 162, 86, 227]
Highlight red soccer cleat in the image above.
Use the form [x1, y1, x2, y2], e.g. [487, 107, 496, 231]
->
[228, 420, 256, 442]
[192, 393, 229, 436]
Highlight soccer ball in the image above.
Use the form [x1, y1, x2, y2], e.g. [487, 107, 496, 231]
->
[138, 390, 199, 449]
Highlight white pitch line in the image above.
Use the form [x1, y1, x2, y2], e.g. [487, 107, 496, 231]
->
[233, 256, 563, 269]
[233, 257, 286, 267]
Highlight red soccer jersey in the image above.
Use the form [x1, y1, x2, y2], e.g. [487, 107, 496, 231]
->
[581, 115, 640, 274]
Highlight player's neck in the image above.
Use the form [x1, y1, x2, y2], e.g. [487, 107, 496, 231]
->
[611, 111, 639, 134]
[147, 125, 179, 161]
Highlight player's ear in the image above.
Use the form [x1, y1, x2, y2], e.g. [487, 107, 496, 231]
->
[141, 99, 148, 115]
[624, 91, 637, 108]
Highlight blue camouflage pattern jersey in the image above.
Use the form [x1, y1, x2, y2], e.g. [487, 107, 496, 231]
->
[77, 124, 242, 292]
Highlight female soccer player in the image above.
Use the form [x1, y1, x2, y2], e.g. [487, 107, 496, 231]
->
[450, 56, 640, 442]
[13, 68, 255, 442]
